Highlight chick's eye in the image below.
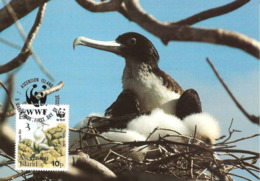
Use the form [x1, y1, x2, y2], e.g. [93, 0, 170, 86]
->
[205, 138, 211, 144]
[127, 38, 137, 45]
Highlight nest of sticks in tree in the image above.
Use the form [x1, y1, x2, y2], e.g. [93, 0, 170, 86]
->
[1, 114, 259, 181]
[67, 115, 260, 181]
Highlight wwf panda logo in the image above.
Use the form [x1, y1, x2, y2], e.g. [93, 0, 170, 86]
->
[26, 84, 47, 107]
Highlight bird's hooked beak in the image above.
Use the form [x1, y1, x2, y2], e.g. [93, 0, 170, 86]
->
[73, 36, 123, 55]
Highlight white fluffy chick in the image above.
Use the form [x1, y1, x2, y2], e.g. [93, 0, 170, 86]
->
[183, 113, 221, 145]
[127, 109, 189, 142]
[100, 130, 146, 143]
[70, 114, 145, 148]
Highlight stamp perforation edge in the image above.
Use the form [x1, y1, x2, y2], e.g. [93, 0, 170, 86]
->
[15, 104, 69, 171]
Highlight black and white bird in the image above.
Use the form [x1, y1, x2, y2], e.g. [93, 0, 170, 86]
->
[71, 32, 220, 147]
[73, 32, 201, 118]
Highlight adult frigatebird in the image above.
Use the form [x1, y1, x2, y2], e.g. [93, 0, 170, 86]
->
[73, 32, 201, 118]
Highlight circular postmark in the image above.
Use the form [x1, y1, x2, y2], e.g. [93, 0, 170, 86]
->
[15, 78, 61, 123]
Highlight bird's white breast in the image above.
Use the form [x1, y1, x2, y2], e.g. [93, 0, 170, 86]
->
[122, 62, 180, 114]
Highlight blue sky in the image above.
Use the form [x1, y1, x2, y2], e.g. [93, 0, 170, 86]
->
[0, 0, 259, 179]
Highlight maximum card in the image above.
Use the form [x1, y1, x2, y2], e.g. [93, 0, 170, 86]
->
[15, 104, 69, 171]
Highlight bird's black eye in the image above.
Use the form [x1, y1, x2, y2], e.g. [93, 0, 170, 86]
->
[127, 38, 137, 46]
[205, 138, 211, 144]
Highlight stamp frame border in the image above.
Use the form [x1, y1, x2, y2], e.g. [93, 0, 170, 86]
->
[15, 104, 69, 171]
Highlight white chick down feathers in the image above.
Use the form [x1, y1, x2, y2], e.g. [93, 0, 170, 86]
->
[127, 109, 189, 142]
[184, 113, 221, 144]
[70, 110, 221, 147]
[101, 130, 146, 143]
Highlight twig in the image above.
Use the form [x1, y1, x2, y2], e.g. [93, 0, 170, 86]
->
[206, 57, 259, 125]
[0, 171, 29, 181]
[0, 108, 16, 118]
[75, 0, 260, 59]
[126, 0, 260, 59]
[0, 37, 21, 49]
[0, 160, 14, 167]
[215, 119, 241, 145]
[0, 3, 54, 80]
[0, 149, 15, 160]
[0, 80, 15, 108]
[35, 81, 64, 99]
[0, 74, 14, 124]
[70, 155, 117, 178]
[75, 0, 122, 12]
[214, 148, 260, 157]
[69, 128, 123, 145]
[0, 0, 49, 32]
[224, 134, 260, 145]
[228, 172, 252, 181]
[175, 0, 249, 25]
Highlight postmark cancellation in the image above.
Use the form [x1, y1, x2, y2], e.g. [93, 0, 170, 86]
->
[15, 104, 69, 171]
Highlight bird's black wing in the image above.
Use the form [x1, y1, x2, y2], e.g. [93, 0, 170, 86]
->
[176, 89, 202, 119]
[154, 69, 184, 94]
[105, 89, 140, 117]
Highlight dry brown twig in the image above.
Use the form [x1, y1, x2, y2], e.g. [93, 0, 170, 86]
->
[1, 114, 259, 180]
[63, 115, 259, 180]
[0, 2, 54, 80]
[0, 0, 49, 32]
[0, 75, 15, 157]
[0, 74, 14, 124]
[0, 37, 21, 50]
[75, 0, 260, 59]
[0, 80, 15, 109]
[0, 3, 44, 73]
[35, 81, 64, 99]
[206, 58, 260, 125]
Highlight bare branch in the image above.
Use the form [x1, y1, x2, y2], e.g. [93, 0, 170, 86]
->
[74, 0, 260, 59]
[0, 171, 29, 181]
[0, 37, 21, 50]
[175, 0, 249, 25]
[0, 80, 15, 108]
[1, 1, 54, 80]
[0, 0, 49, 32]
[0, 4, 47, 75]
[69, 155, 117, 178]
[0, 51, 31, 74]
[35, 81, 64, 99]
[224, 134, 260, 145]
[0, 74, 14, 124]
[0, 106, 17, 118]
[122, 0, 260, 59]
[75, 0, 122, 12]
[206, 57, 259, 125]
[21, 3, 46, 52]
[0, 75, 15, 157]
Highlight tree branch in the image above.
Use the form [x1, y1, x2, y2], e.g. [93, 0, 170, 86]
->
[206, 57, 259, 125]
[0, 0, 49, 32]
[123, 0, 260, 59]
[0, 80, 15, 108]
[0, 3, 46, 75]
[0, 74, 14, 124]
[35, 81, 64, 99]
[174, 0, 250, 25]
[75, 0, 122, 12]
[0, 75, 15, 157]
[74, 0, 260, 59]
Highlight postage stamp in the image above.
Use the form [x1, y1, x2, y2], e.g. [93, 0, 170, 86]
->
[15, 104, 69, 171]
